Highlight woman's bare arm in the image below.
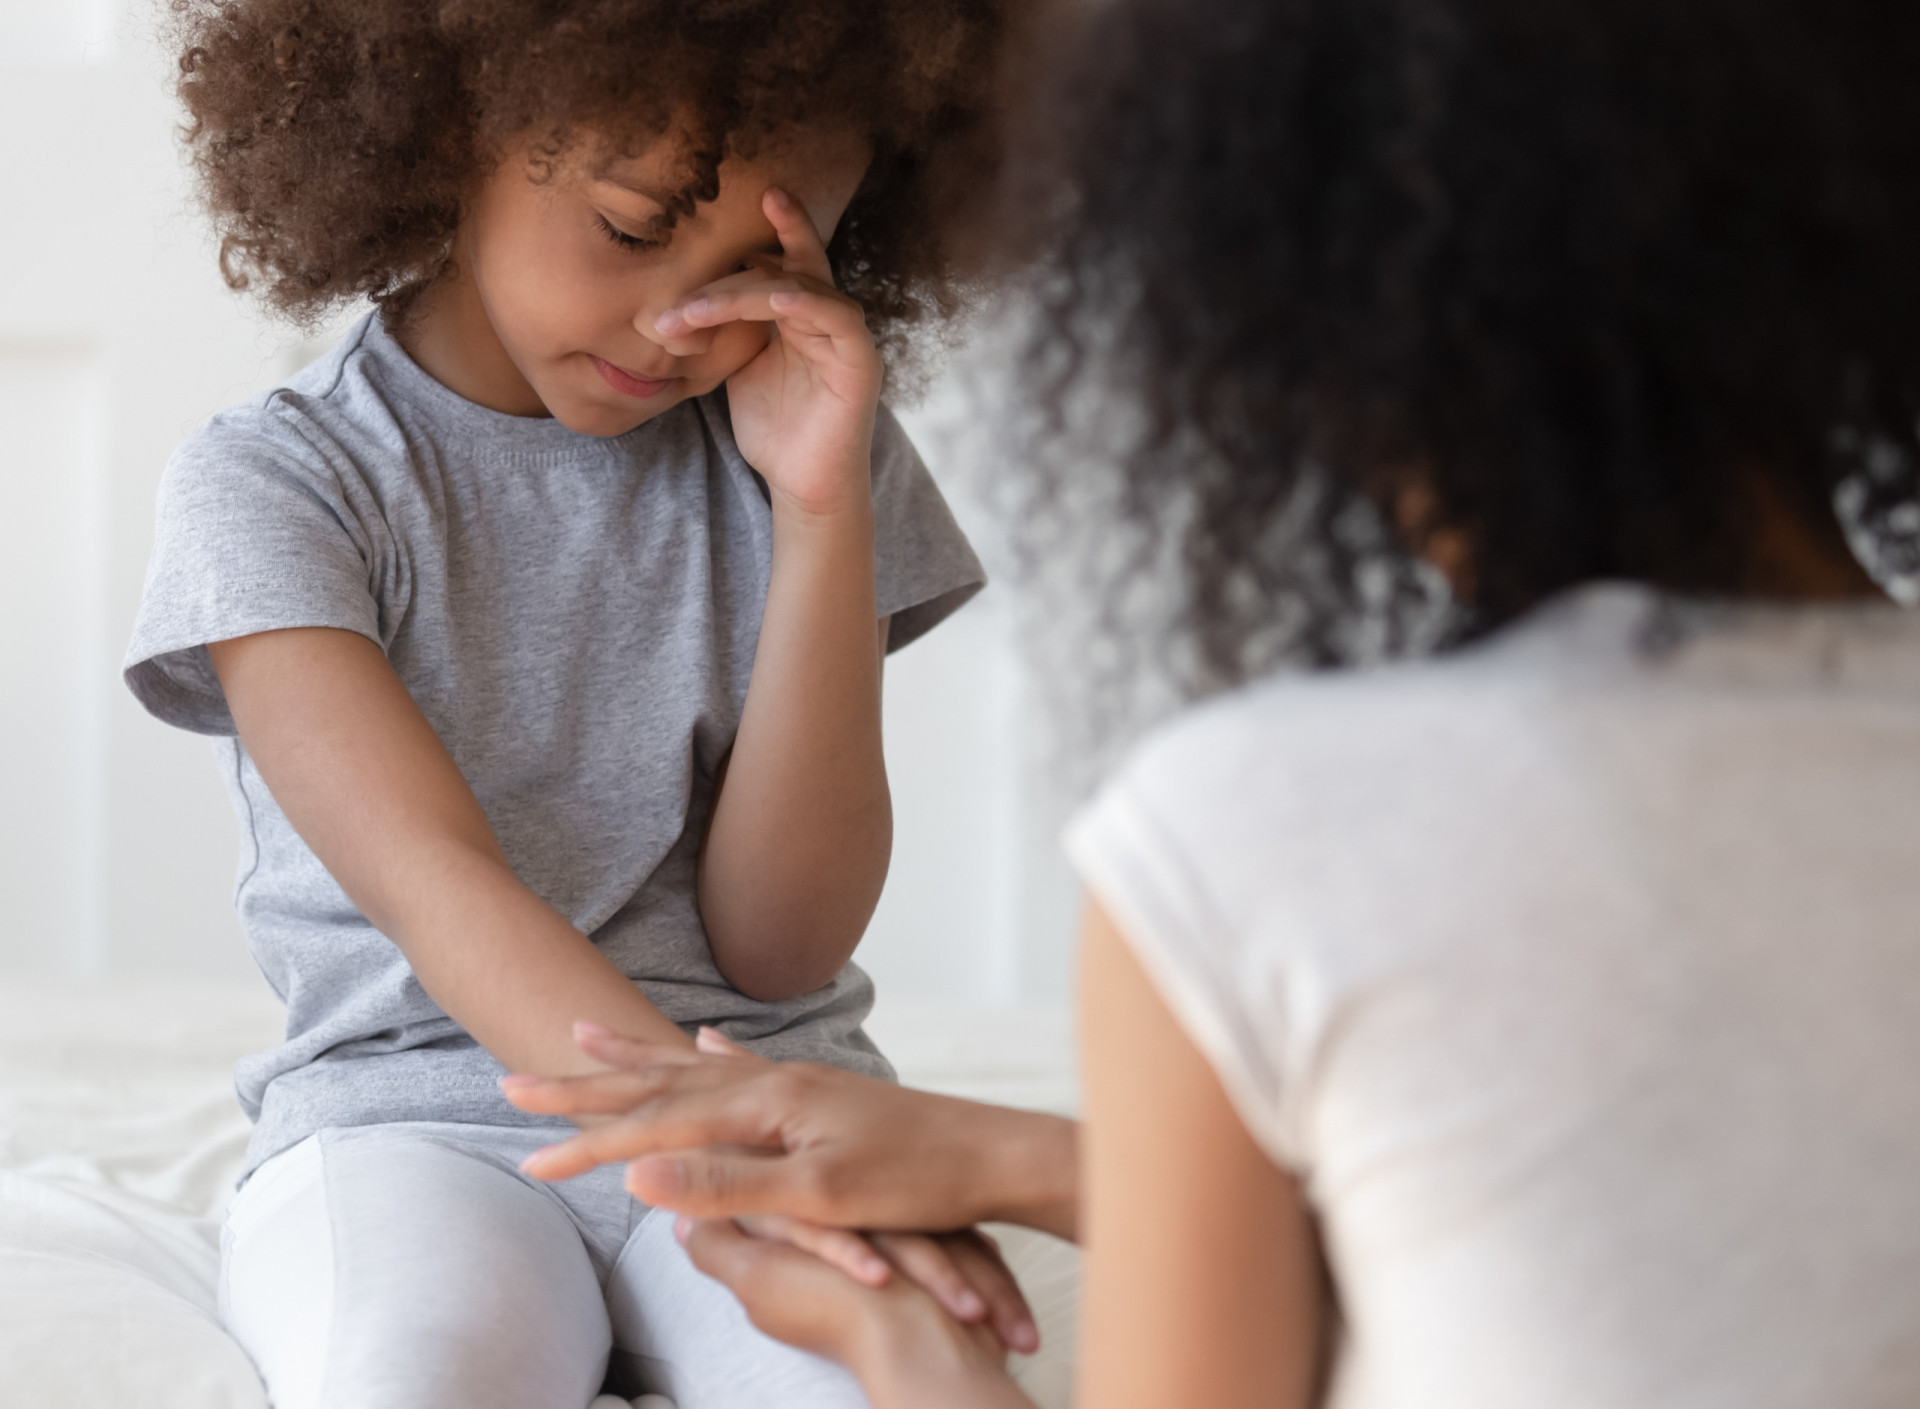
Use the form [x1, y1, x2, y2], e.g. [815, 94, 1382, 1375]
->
[209, 626, 690, 1077]
[1078, 900, 1323, 1409]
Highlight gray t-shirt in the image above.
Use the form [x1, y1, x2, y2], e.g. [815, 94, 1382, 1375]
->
[125, 312, 985, 1174]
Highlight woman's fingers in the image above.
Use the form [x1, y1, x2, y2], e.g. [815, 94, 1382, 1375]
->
[736, 1214, 893, 1287]
[871, 1232, 986, 1321]
[695, 1025, 750, 1056]
[503, 1023, 768, 1118]
[502, 1047, 754, 1117]
[500, 1068, 681, 1116]
[624, 1146, 828, 1220]
[572, 1020, 717, 1070]
[625, 1149, 1007, 1282]
[943, 1231, 1042, 1356]
[870, 1231, 1040, 1355]
[517, 1083, 793, 1180]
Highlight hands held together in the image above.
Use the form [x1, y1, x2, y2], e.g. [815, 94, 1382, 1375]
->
[501, 1024, 1080, 1406]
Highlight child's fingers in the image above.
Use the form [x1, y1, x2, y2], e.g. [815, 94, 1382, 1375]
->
[651, 268, 799, 336]
[736, 1214, 893, 1287]
[656, 278, 866, 345]
[654, 259, 787, 316]
[763, 186, 836, 284]
[870, 1232, 986, 1322]
[941, 1231, 1041, 1356]
[870, 1231, 1038, 1354]
[677, 1217, 895, 1368]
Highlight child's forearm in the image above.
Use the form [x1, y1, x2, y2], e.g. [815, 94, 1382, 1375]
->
[382, 841, 691, 1074]
[699, 495, 891, 1001]
[210, 627, 691, 1084]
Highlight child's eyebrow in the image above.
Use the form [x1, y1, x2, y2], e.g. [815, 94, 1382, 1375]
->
[590, 173, 673, 208]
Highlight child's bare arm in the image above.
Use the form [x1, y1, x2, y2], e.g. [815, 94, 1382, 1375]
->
[209, 626, 691, 1076]
[675, 187, 895, 1001]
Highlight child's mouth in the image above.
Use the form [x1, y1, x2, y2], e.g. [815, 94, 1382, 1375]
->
[591, 355, 676, 399]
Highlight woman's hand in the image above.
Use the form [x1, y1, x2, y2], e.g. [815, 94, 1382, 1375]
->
[676, 1217, 1038, 1409]
[653, 187, 881, 518]
[504, 1023, 1081, 1241]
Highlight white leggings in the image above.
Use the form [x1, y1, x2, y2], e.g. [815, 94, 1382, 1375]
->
[219, 1123, 869, 1409]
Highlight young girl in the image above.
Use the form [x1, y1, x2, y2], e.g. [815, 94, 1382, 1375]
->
[122, 3, 1007, 1406]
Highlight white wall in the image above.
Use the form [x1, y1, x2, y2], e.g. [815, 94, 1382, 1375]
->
[0, 0, 1080, 1006]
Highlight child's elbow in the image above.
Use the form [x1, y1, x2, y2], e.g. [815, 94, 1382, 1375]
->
[712, 931, 860, 1004]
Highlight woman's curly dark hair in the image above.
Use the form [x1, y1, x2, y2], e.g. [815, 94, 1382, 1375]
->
[171, 0, 1010, 359]
[1015, 0, 1920, 695]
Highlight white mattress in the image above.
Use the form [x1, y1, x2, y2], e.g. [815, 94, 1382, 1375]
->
[0, 979, 1080, 1408]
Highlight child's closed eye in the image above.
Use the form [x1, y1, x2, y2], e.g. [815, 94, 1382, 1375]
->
[595, 213, 667, 253]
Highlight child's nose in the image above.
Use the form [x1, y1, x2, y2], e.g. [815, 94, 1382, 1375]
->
[636, 303, 715, 357]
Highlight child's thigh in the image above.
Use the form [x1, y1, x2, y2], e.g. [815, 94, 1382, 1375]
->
[607, 1208, 872, 1409]
[222, 1127, 612, 1409]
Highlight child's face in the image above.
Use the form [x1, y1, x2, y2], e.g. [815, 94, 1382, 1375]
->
[444, 128, 870, 436]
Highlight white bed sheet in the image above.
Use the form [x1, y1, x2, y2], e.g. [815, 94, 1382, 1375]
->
[0, 979, 1080, 1409]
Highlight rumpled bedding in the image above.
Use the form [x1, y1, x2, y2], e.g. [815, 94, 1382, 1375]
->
[0, 980, 1079, 1408]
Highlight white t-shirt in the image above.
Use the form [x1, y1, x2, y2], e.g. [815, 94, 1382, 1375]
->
[1066, 583, 1920, 1409]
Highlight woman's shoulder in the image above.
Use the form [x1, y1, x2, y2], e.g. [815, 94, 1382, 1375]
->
[1105, 586, 1647, 817]
[1081, 581, 1920, 944]
[1116, 581, 1919, 817]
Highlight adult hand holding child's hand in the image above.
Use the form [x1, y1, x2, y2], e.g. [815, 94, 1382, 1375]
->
[504, 1023, 1070, 1357]
[509, 1024, 1071, 1233]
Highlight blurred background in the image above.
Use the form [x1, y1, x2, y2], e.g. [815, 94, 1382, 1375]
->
[0, 0, 1081, 1020]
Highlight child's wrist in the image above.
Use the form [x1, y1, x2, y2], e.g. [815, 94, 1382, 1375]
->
[849, 1294, 1015, 1409]
[768, 478, 875, 535]
[767, 487, 878, 571]
[762, 433, 876, 527]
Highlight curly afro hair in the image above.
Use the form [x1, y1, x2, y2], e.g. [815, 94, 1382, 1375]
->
[171, 0, 1011, 358]
[1015, 0, 1920, 697]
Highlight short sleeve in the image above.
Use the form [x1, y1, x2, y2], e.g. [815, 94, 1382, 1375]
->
[869, 404, 986, 652]
[123, 411, 384, 736]
[1062, 707, 1305, 1170]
